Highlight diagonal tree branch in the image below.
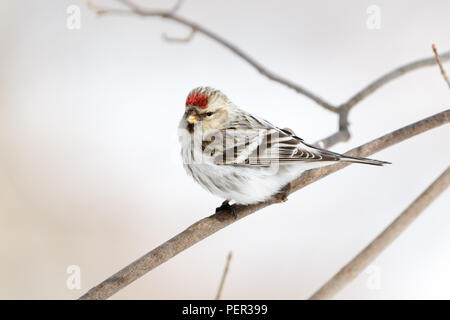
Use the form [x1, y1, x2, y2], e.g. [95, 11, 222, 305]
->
[79, 109, 450, 300]
[310, 165, 450, 300]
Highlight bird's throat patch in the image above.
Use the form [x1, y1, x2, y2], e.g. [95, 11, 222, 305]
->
[187, 123, 195, 134]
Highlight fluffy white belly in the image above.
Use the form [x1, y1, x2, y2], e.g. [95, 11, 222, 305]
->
[184, 161, 324, 205]
[179, 124, 331, 205]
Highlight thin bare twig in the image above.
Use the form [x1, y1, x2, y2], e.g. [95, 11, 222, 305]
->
[88, 0, 450, 149]
[87, 0, 130, 15]
[79, 110, 450, 300]
[342, 51, 450, 110]
[162, 28, 196, 42]
[432, 44, 450, 89]
[215, 251, 233, 300]
[314, 106, 350, 148]
[316, 50, 450, 147]
[87, 0, 336, 112]
[118, 0, 139, 11]
[310, 166, 450, 300]
[170, 0, 184, 14]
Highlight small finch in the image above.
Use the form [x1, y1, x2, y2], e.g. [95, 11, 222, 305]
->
[178, 87, 389, 215]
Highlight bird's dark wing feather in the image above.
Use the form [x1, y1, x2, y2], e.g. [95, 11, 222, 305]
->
[209, 113, 388, 166]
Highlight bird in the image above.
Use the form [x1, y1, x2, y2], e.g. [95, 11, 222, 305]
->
[178, 86, 390, 217]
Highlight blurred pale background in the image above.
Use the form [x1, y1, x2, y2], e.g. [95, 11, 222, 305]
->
[0, 0, 449, 299]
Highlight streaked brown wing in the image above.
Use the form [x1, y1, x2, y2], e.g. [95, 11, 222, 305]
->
[210, 113, 341, 166]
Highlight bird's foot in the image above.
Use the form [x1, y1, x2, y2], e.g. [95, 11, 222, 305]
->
[274, 191, 288, 202]
[215, 200, 237, 219]
[274, 184, 290, 202]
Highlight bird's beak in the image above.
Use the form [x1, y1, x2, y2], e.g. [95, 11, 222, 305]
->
[187, 115, 198, 124]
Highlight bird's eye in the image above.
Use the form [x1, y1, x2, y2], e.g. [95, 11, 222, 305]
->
[206, 112, 213, 117]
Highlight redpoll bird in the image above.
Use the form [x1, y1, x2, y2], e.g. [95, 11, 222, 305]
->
[178, 87, 389, 215]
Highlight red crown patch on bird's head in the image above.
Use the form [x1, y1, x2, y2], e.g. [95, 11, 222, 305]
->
[186, 93, 208, 109]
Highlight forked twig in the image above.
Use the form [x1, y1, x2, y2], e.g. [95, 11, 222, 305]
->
[86, 0, 449, 149]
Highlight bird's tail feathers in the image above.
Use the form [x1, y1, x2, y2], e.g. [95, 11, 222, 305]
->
[339, 155, 391, 166]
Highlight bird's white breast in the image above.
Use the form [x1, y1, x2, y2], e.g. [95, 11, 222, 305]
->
[178, 123, 318, 204]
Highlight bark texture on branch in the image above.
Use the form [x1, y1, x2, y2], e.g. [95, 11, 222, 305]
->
[79, 110, 450, 300]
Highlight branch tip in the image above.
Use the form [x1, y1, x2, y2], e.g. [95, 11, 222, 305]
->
[431, 43, 450, 89]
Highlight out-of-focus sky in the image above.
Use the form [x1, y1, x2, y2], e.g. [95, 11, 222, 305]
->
[0, 0, 449, 299]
